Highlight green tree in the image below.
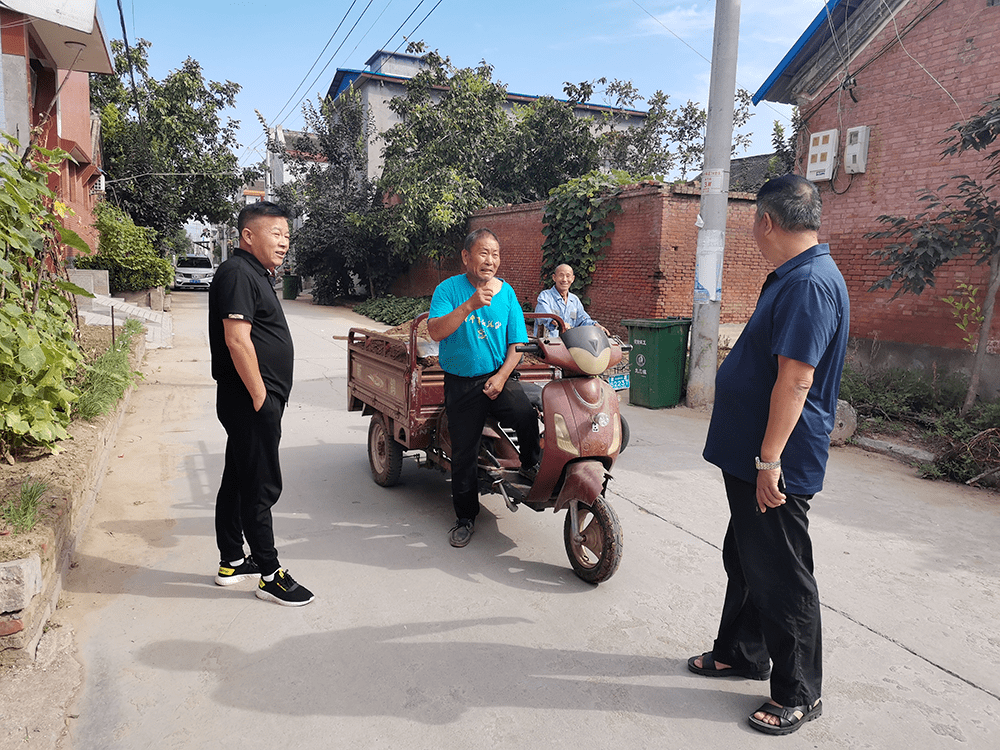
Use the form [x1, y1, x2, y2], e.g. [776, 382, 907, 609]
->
[765, 110, 801, 180]
[496, 96, 600, 203]
[368, 47, 604, 263]
[271, 90, 399, 302]
[371, 50, 512, 262]
[91, 39, 255, 254]
[868, 95, 1000, 414]
[565, 78, 754, 179]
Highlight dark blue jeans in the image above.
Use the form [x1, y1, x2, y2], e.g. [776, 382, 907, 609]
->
[215, 385, 284, 576]
[712, 471, 822, 707]
[443, 372, 539, 521]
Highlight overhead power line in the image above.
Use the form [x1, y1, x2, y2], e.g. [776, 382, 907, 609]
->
[240, 0, 446, 168]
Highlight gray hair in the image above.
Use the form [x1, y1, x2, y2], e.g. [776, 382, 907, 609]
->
[464, 227, 499, 252]
[756, 174, 821, 232]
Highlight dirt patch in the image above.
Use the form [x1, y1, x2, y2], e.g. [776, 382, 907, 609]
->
[0, 325, 135, 562]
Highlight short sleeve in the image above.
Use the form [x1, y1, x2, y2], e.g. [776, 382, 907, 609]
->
[771, 279, 841, 367]
[213, 263, 257, 322]
[505, 285, 529, 344]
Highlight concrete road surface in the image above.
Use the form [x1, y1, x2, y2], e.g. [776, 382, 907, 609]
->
[45, 292, 1000, 748]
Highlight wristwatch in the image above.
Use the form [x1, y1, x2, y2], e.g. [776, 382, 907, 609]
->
[755, 456, 781, 471]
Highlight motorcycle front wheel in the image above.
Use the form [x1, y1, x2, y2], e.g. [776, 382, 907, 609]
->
[563, 495, 622, 584]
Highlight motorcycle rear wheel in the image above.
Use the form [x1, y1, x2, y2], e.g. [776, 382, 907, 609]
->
[564, 496, 622, 584]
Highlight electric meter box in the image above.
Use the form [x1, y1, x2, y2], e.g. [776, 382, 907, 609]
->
[806, 129, 838, 181]
[844, 125, 871, 174]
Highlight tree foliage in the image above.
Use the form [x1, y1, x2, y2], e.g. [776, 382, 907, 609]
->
[91, 39, 255, 254]
[867, 96, 1000, 413]
[75, 202, 173, 293]
[271, 89, 399, 302]
[564, 78, 754, 179]
[0, 135, 90, 459]
[363, 48, 607, 263]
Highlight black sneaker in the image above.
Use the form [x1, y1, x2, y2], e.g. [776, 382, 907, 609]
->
[449, 518, 475, 547]
[215, 555, 261, 586]
[256, 569, 315, 606]
[518, 462, 540, 483]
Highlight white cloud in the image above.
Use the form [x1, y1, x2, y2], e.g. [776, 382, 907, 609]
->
[637, 2, 715, 39]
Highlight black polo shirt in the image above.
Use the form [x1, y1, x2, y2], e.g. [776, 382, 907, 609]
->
[208, 249, 294, 402]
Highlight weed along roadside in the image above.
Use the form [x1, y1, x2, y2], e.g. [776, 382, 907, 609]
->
[0, 324, 145, 666]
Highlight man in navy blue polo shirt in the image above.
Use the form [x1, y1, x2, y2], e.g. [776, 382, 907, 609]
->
[689, 175, 849, 735]
[208, 201, 313, 606]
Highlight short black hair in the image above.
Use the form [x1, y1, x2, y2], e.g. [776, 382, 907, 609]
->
[756, 174, 822, 232]
[464, 227, 499, 252]
[237, 200, 290, 233]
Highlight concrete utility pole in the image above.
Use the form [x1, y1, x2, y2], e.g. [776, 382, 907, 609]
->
[687, 0, 741, 409]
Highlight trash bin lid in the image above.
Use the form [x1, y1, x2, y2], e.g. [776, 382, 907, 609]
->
[622, 317, 692, 328]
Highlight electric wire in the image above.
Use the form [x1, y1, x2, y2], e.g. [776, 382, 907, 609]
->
[237, 0, 370, 166]
[880, 0, 965, 120]
[369, 0, 432, 75]
[239, 0, 444, 169]
[629, 0, 793, 127]
[800, 0, 949, 123]
[381, 0, 445, 67]
[267, 0, 362, 128]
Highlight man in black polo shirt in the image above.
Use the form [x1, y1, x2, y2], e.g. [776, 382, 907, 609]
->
[208, 201, 313, 606]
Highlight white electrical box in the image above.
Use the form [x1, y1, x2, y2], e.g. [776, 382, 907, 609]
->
[844, 125, 871, 174]
[806, 129, 838, 181]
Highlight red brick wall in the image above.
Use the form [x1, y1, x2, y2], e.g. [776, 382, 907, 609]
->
[798, 0, 1000, 351]
[394, 184, 766, 339]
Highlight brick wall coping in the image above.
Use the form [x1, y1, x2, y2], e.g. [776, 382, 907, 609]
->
[470, 180, 757, 219]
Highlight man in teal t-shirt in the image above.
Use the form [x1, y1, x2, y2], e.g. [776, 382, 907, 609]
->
[428, 228, 540, 548]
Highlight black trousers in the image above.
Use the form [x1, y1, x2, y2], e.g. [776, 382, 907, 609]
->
[712, 471, 822, 707]
[443, 372, 540, 521]
[215, 384, 284, 576]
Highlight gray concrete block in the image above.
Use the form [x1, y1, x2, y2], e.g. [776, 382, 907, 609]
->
[0, 554, 42, 613]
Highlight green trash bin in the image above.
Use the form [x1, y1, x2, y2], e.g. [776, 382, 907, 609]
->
[281, 274, 300, 300]
[623, 317, 692, 408]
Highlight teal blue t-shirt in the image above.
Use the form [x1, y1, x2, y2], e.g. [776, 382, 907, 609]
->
[429, 274, 529, 377]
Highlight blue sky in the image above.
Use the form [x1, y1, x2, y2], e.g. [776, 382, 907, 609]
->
[96, 0, 828, 170]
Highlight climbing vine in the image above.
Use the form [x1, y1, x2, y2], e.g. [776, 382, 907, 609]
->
[539, 170, 638, 301]
[0, 134, 91, 460]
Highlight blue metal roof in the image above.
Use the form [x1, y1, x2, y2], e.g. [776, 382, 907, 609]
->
[753, 0, 852, 105]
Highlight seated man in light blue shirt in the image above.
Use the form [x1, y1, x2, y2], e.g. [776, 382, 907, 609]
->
[533, 264, 609, 337]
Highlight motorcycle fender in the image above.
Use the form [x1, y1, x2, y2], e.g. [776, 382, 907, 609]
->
[553, 460, 609, 513]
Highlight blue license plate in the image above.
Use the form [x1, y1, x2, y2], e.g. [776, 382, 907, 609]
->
[190, 279, 202, 283]
[608, 374, 629, 391]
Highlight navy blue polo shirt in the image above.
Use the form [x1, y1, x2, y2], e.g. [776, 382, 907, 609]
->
[703, 244, 850, 494]
[208, 249, 294, 402]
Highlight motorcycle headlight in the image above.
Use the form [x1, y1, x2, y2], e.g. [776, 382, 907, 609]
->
[553, 413, 579, 456]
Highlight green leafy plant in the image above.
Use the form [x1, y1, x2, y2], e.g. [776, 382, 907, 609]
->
[1, 477, 48, 534]
[353, 295, 431, 326]
[75, 318, 144, 420]
[841, 360, 1000, 486]
[0, 133, 91, 460]
[941, 282, 984, 352]
[75, 202, 172, 293]
[540, 170, 637, 302]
